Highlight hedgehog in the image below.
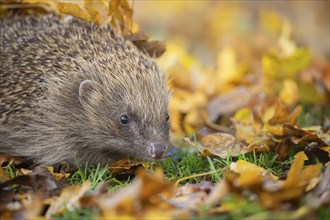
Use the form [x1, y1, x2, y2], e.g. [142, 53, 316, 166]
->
[0, 14, 170, 166]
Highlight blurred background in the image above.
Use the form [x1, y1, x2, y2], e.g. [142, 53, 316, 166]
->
[132, 1, 330, 137]
[134, 1, 329, 61]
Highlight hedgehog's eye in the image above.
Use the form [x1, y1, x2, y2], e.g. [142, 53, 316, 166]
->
[120, 114, 130, 124]
[165, 113, 170, 121]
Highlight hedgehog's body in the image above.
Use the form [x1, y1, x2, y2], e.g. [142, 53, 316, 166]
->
[0, 15, 169, 166]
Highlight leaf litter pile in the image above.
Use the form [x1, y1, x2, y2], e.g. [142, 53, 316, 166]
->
[0, 1, 329, 219]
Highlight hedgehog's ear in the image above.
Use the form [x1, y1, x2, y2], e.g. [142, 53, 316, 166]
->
[79, 80, 95, 105]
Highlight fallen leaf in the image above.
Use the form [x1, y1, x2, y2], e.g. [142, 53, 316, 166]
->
[279, 79, 299, 106]
[230, 160, 278, 185]
[207, 87, 252, 122]
[126, 32, 166, 58]
[109, 159, 142, 175]
[168, 181, 213, 210]
[283, 151, 305, 188]
[108, 0, 136, 34]
[0, 167, 10, 182]
[276, 125, 328, 161]
[205, 179, 230, 206]
[0, 154, 22, 166]
[262, 48, 310, 80]
[96, 168, 174, 218]
[0, 166, 63, 196]
[46, 181, 91, 218]
[199, 133, 246, 158]
[304, 144, 330, 165]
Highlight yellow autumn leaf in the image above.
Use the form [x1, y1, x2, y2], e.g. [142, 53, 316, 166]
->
[262, 107, 275, 124]
[230, 160, 279, 181]
[280, 79, 299, 105]
[262, 52, 281, 79]
[283, 152, 305, 187]
[217, 47, 237, 83]
[262, 48, 310, 80]
[23, 0, 58, 12]
[233, 107, 253, 124]
[278, 22, 296, 56]
[281, 48, 310, 77]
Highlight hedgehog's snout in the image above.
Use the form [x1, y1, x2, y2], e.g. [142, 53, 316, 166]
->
[148, 143, 168, 159]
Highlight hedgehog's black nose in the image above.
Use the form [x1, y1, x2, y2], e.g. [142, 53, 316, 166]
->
[148, 143, 167, 159]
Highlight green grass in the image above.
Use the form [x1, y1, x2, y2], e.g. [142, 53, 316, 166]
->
[68, 163, 112, 189]
[154, 151, 210, 183]
[67, 162, 130, 191]
[3, 162, 19, 179]
[153, 150, 293, 184]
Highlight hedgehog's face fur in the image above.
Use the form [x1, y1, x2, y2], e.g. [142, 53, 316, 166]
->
[45, 50, 170, 165]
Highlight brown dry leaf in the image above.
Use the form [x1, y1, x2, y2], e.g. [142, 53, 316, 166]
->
[0, 166, 66, 219]
[0, 154, 23, 166]
[0, 167, 10, 182]
[304, 145, 330, 165]
[199, 133, 246, 158]
[20, 166, 70, 181]
[126, 32, 166, 58]
[0, 166, 62, 195]
[276, 124, 328, 161]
